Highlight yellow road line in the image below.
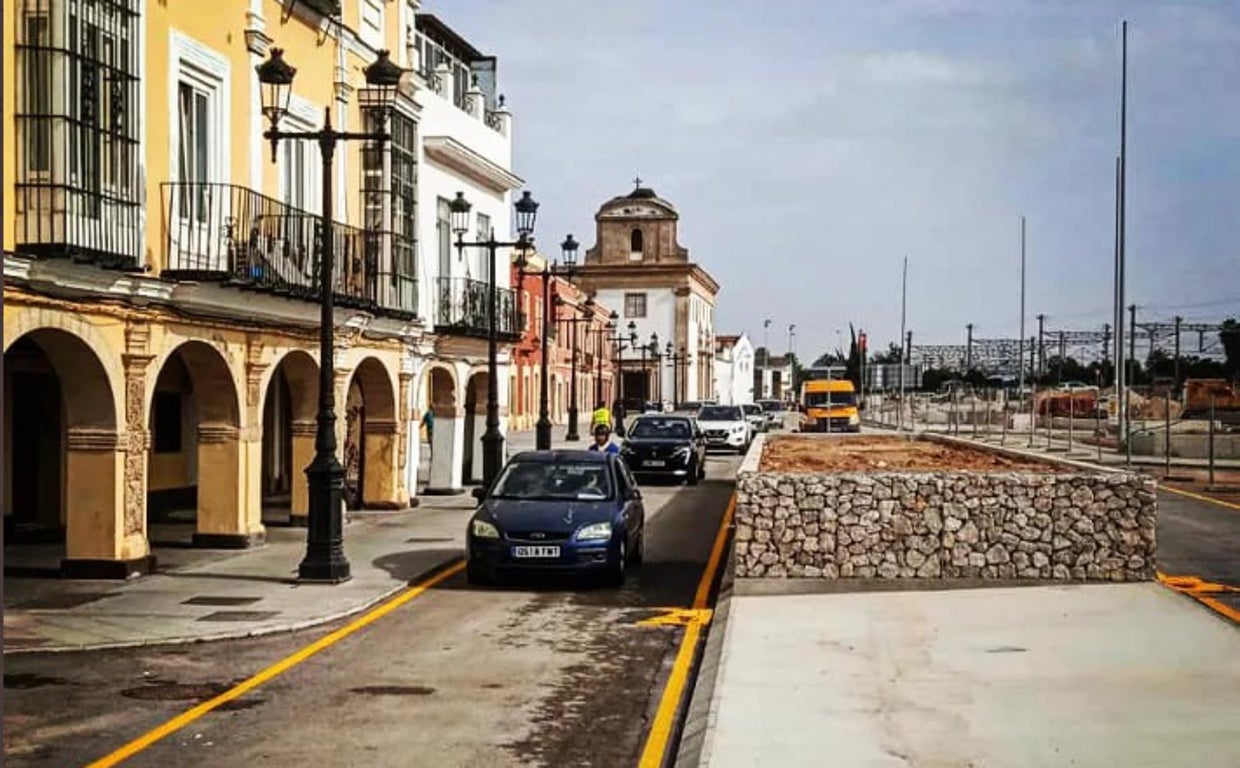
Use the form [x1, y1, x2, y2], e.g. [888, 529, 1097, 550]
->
[86, 560, 465, 768]
[1156, 570, 1240, 624]
[1159, 484, 1240, 513]
[638, 493, 736, 768]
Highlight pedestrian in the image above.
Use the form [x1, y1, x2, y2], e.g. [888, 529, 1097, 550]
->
[422, 407, 434, 443]
[587, 422, 621, 455]
[591, 401, 612, 431]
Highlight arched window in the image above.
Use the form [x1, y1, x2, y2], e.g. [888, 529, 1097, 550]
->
[629, 228, 643, 260]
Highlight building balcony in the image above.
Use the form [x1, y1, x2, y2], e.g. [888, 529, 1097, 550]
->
[435, 277, 519, 339]
[160, 182, 416, 318]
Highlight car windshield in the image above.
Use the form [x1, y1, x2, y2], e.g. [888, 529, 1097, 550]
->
[699, 405, 742, 421]
[758, 401, 780, 411]
[742, 405, 761, 415]
[630, 418, 692, 439]
[806, 391, 856, 407]
[490, 460, 612, 501]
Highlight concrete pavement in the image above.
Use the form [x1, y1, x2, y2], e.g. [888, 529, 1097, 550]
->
[700, 583, 1240, 768]
[3, 499, 472, 654]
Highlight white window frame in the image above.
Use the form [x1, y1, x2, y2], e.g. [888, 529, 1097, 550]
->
[169, 31, 229, 191]
[625, 292, 647, 319]
[278, 93, 322, 216]
[360, 0, 385, 50]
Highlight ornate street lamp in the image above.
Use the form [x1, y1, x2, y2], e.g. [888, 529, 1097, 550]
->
[450, 190, 538, 485]
[256, 46, 403, 584]
[554, 289, 593, 442]
[515, 232, 579, 449]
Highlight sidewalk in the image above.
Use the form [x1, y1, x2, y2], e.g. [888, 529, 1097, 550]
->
[1, 426, 582, 656]
[3, 497, 476, 655]
[693, 582, 1240, 768]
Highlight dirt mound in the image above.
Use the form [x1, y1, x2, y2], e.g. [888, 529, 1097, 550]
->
[759, 435, 1064, 473]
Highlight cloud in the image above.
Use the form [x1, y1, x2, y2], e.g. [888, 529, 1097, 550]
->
[424, 0, 1240, 352]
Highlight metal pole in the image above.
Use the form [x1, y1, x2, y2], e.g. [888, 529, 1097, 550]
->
[1067, 389, 1074, 453]
[481, 237, 504, 486]
[972, 390, 978, 438]
[595, 328, 604, 405]
[566, 311, 580, 441]
[535, 270, 552, 450]
[899, 256, 908, 430]
[1174, 315, 1183, 396]
[1001, 387, 1008, 446]
[300, 112, 350, 583]
[966, 323, 974, 371]
[1208, 395, 1216, 487]
[1164, 393, 1171, 478]
[1116, 20, 1130, 449]
[1018, 216, 1026, 396]
[1028, 383, 1036, 448]
[1036, 313, 1045, 381]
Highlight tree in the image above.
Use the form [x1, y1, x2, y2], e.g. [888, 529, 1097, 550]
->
[870, 342, 903, 364]
[844, 323, 861, 391]
[1221, 318, 1240, 379]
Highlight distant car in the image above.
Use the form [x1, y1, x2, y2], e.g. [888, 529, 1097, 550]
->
[756, 399, 784, 427]
[465, 451, 646, 587]
[740, 403, 767, 433]
[1057, 381, 1096, 392]
[696, 404, 752, 453]
[621, 414, 706, 484]
[676, 401, 705, 415]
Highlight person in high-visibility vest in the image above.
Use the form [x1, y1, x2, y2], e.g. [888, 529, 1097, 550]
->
[591, 401, 611, 431]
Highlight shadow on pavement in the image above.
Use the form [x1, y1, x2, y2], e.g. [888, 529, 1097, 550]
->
[371, 547, 462, 584]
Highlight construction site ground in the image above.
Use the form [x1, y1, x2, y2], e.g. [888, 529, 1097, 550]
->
[759, 435, 1066, 474]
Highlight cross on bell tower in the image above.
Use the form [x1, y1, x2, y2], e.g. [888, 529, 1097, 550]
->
[632, 175, 642, 189]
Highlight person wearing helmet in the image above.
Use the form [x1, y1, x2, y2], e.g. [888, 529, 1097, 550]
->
[588, 422, 621, 455]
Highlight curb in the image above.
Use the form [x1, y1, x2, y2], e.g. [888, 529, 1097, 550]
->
[3, 555, 464, 656]
[673, 535, 737, 768]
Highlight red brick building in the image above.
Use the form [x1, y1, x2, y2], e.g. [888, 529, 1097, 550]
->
[509, 253, 616, 432]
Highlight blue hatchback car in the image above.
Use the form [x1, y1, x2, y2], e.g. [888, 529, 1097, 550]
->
[466, 450, 646, 587]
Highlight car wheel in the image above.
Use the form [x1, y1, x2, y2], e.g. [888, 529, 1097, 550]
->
[466, 560, 493, 586]
[687, 459, 700, 485]
[606, 539, 627, 588]
[630, 532, 645, 566]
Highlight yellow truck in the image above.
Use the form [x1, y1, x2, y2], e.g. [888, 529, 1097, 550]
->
[799, 379, 861, 433]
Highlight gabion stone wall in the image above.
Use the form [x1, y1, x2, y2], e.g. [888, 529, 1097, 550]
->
[734, 472, 1156, 581]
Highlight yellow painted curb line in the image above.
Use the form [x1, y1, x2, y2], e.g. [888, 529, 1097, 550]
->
[86, 560, 465, 768]
[637, 492, 735, 768]
[1159, 484, 1240, 514]
[1156, 570, 1240, 624]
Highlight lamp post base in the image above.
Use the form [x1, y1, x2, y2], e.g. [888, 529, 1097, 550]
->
[298, 455, 352, 584]
[481, 428, 505, 488]
[535, 417, 553, 451]
[566, 407, 580, 441]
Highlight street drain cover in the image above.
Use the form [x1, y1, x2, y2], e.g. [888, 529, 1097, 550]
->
[196, 610, 280, 622]
[985, 646, 1028, 654]
[182, 596, 262, 607]
[121, 682, 229, 701]
[406, 536, 454, 544]
[5, 673, 67, 690]
[350, 685, 436, 696]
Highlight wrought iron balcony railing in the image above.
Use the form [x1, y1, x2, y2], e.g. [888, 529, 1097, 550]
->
[161, 182, 416, 318]
[435, 277, 519, 338]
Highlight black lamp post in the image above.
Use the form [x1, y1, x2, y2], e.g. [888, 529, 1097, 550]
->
[554, 293, 595, 441]
[595, 311, 618, 405]
[666, 343, 693, 409]
[448, 189, 539, 487]
[256, 47, 401, 584]
[515, 234, 579, 449]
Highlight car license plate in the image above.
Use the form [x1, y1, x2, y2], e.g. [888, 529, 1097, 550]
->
[645, 459, 665, 467]
[512, 545, 560, 559]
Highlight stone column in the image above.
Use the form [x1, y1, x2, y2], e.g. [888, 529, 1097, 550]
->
[60, 427, 137, 579]
[426, 405, 464, 494]
[397, 369, 413, 505]
[193, 423, 263, 548]
[289, 419, 316, 525]
[362, 417, 400, 508]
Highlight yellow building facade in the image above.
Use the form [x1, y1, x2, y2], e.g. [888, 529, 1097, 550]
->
[4, 0, 523, 576]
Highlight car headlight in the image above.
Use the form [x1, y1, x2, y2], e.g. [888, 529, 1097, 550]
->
[575, 522, 613, 541]
[731, 424, 746, 433]
[471, 519, 500, 539]
[672, 445, 691, 458]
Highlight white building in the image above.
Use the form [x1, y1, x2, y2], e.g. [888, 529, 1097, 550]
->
[757, 354, 797, 402]
[577, 184, 719, 409]
[713, 334, 756, 405]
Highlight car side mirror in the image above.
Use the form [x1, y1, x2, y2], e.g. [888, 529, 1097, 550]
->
[471, 487, 487, 501]
[631, 489, 643, 500]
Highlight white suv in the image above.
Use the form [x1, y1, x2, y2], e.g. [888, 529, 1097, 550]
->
[696, 404, 752, 453]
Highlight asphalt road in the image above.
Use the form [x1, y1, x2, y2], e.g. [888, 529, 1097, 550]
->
[3, 453, 739, 768]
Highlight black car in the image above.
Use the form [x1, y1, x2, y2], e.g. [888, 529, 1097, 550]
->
[466, 451, 645, 587]
[620, 414, 707, 485]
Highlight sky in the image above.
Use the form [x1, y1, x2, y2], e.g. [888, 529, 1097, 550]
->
[427, 0, 1240, 359]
